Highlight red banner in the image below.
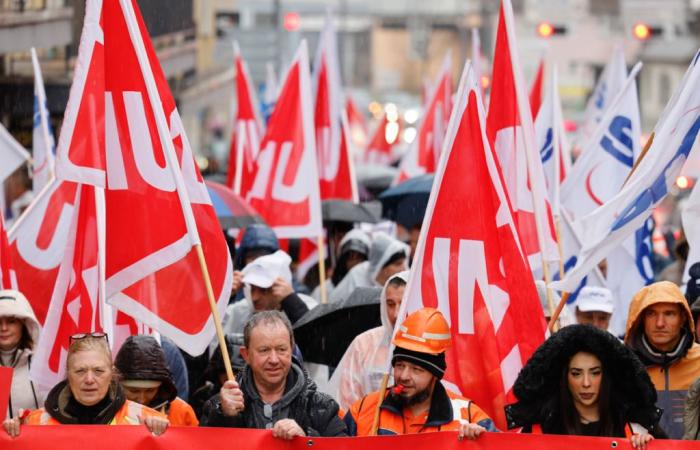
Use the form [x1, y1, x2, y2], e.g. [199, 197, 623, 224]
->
[0, 427, 695, 450]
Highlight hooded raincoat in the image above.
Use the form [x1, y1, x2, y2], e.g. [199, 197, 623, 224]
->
[114, 335, 198, 426]
[0, 289, 43, 419]
[329, 232, 409, 304]
[624, 281, 700, 439]
[327, 271, 408, 411]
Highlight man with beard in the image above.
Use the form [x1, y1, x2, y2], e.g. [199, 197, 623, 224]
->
[343, 307, 496, 439]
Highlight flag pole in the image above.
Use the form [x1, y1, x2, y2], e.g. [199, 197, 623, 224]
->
[121, 0, 235, 381]
[370, 374, 390, 435]
[548, 291, 570, 332]
[196, 244, 236, 381]
[317, 234, 328, 304]
[623, 131, 655, 187]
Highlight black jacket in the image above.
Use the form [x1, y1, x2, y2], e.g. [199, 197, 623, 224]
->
[505, 325, 664, 437]
[200, 360, 346, 436]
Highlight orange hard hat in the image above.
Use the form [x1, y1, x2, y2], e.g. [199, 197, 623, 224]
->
[393, 307, 451, 354]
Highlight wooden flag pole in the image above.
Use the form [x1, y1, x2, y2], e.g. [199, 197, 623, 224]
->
[623, 132, 655, 187]
[370, 373, 390, 435]
[548, 291, 570, 333]
[195, 244, 235, 381]
[317, 235, 329, 304]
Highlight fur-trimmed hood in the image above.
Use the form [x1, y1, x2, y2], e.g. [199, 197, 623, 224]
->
[506, 324, 661, 433]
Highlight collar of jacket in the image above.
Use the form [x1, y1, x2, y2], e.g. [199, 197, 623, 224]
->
[240, 358, 309, 411]
[380, 381, 453, 428]
[45, 379, 126, 424]
[633, 328, 693, 368]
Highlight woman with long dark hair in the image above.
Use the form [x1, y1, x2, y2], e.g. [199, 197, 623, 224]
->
[506, 325, 664, 449]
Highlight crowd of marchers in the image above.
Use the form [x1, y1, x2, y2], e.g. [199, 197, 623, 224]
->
[3, 222, 700, 449]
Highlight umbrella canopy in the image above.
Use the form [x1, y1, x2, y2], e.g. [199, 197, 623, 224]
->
[205, 180, 264, 230]
[322, 200, 379, 224]
[378, 174, 433, 230]
[293, 286, 382, 367]
[355, 164, 398, 191]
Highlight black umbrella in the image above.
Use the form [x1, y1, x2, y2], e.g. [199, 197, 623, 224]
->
[378, 174, 433, 230]
[293, 286, 382, 367]
[322, 200, 379, 224]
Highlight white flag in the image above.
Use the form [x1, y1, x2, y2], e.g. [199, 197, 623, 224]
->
[31, 47, 56, 195]
[552, 52, 700, 293]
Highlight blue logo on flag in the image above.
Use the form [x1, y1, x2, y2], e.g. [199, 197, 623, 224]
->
[540, 128, 554, 163]
[600, 115, 634, 167]
[611, 115, 700, 232]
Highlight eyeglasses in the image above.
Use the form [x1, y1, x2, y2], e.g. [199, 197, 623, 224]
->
[69, 332, 109, 344]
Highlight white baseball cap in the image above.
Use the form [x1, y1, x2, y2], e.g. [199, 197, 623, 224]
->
[576, 287, 615, 314]
[242, 250, 293, 288]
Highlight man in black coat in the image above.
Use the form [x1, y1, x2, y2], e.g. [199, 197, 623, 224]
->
[200, 311, 346, 438]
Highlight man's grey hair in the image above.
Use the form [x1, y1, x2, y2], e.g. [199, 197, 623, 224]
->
[243, 310, 295, 348]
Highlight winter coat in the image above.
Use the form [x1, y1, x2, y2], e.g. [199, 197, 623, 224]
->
[344, 381, 496, 436]
[624, 281, 700, 439]
[24, 380, 165, 425]
[200, 359, 347, 436]
[114, 335, 197, 425]
[506, 324, 663, 437]
[234, 224, 280, 270]
[330, 232, 408, 304]
[327, 271, 408, 410]
[0, 289, 43, 419]
[683, 376, 700, 439]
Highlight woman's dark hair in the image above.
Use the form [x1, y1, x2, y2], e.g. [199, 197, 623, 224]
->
[18, 323, 33, 350]
[557, 351, 624, 437]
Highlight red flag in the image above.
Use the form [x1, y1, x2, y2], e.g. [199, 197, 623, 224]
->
[9, 180, 79, 324]
[529, 57, 545, 119]
[0, 214, 14, 290]
[30, 184, 104, 390]
[486, 0, 559, 271]
[396, 54, 452, 181]
[362, 112, 399, 165]
[345, 94, 367, 146]
[313, 16, 358, 202]
[400, 61, 546, 431]
[226, 42, 263, 197]
[54, 0, 232, 355]
[246, 41, 323, 239]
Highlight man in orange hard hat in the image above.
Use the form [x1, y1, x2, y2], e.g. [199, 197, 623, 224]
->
[343, 307, 496, 439]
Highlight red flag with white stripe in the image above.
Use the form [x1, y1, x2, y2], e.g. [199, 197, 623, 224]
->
[54, 0, 232, 355]
[226, 42, 263, 197]
[486, 0, 559, 271]
[313, 15, 358, 202]
[398, 61, 546, 431]
[246, 41, 323, 239]
[29, 184, 104, 390]
[362, 112, 399, 165]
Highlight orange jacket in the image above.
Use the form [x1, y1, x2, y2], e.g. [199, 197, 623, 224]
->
[24, 399, 165, 425]
[157, 397, 198, 427]
[344, 382, 497, 436]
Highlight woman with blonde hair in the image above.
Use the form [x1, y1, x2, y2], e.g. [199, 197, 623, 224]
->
[3, 333, 169, 437]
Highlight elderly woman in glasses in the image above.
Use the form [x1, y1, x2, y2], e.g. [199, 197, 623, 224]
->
[0, 290, 43, 420]
[3, 333, 169, 437]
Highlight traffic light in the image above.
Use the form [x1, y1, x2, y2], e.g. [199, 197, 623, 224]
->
[536, 22, 567, 38]
[632, 23, 663, 40]
[283, 12, 301, 32]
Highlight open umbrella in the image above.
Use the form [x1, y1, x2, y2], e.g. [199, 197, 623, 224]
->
[322, 200, 379, 224]
[293, 286, 382, 367]
[378, 174, 433, 230]
[205, 180, 264, 229]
